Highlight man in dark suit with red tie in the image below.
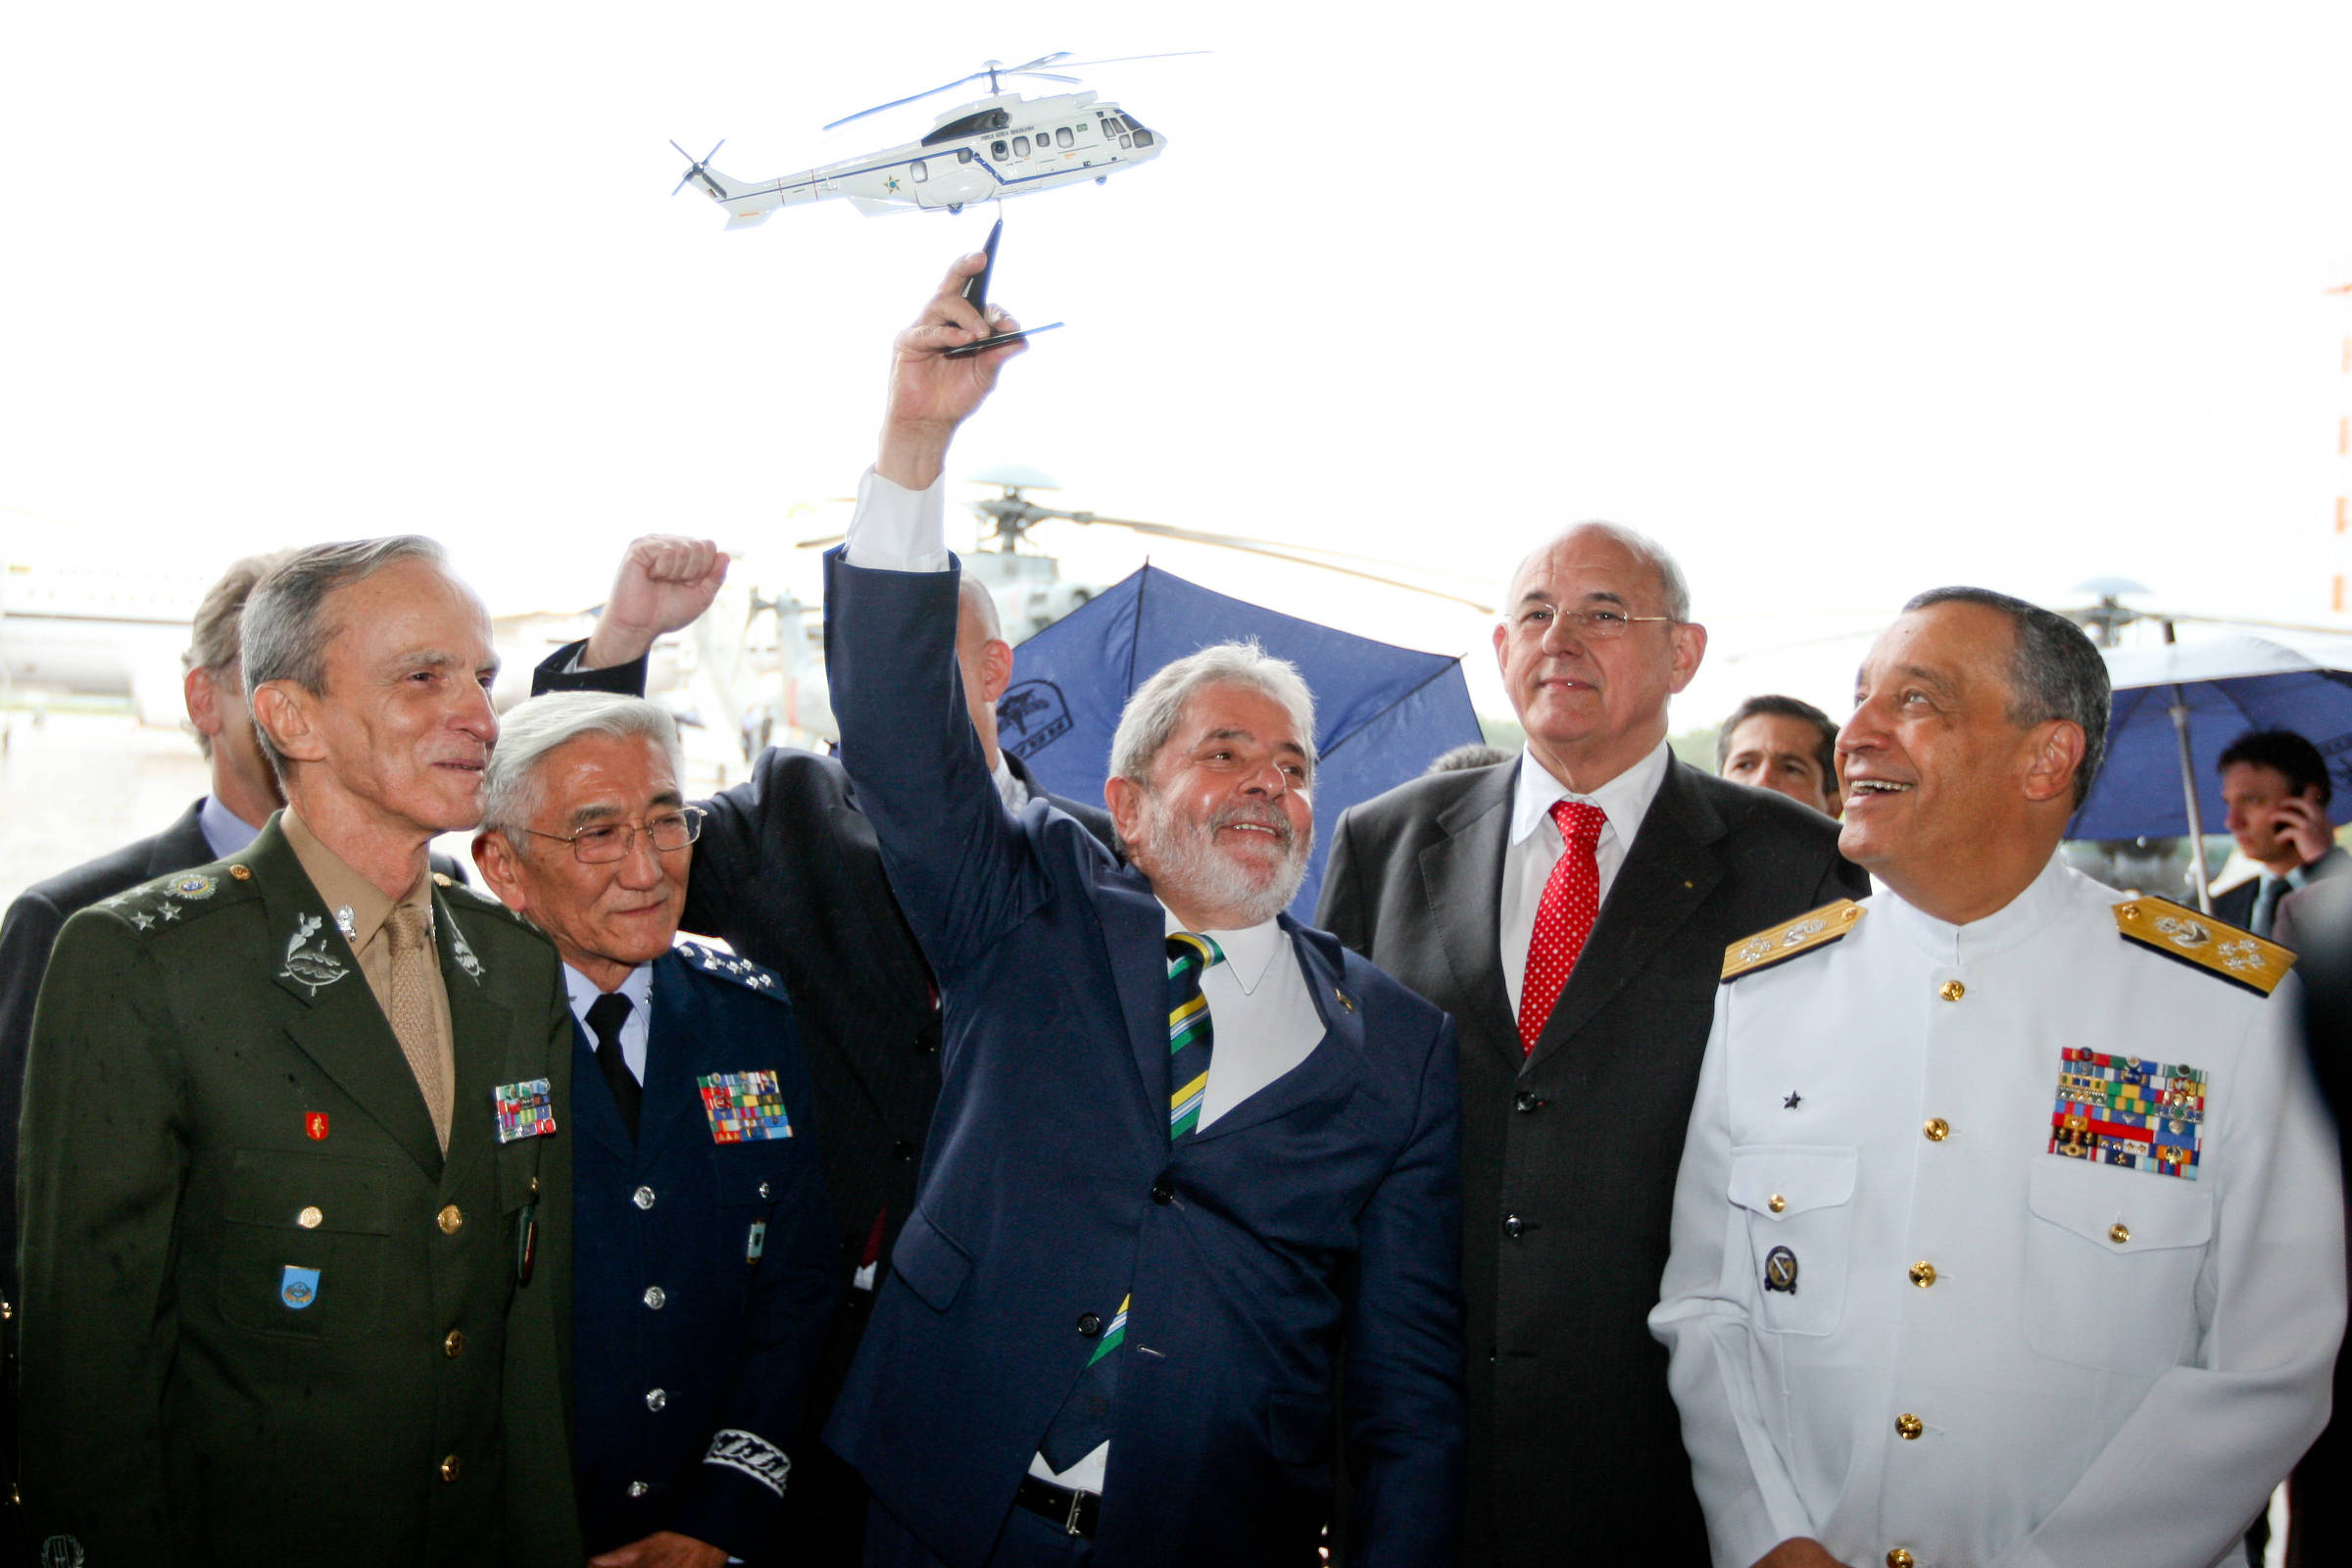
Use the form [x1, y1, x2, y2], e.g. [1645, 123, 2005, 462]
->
[1317, 524, 1866, 1559]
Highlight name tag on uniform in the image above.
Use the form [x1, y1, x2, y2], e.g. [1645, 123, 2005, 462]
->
[493, 1078, 558, 1144]
[697, 1071, 793, 1144]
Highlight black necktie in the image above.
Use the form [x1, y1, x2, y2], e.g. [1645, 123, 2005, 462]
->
[586, 992, 640, 1140]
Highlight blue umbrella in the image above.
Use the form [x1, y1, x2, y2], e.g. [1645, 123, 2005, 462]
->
[998, 564, 1484, 917]
[2070, 631, 2352, 908]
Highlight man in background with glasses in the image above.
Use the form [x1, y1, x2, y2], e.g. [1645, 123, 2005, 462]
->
[1318, 524, 1866, 1560]
[475, 691, 836, 1567]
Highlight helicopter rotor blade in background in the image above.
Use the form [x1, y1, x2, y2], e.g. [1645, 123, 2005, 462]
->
[1062, 514, 1496, 613]
[1050, 50, 1213, 71]
[823, 72, 994, 131]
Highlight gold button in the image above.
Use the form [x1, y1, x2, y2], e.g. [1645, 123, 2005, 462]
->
[2109, 1222, 2131, 1245]
[443, 1329, 465, 1358]
[1895, 1412, 1924, 1440]
[1908, 1261, 1937, 1288]
[439, 1454, 462, 1483]
[1768, 1194, 1788, 1214]
[229, 863, 252, 882]
[1888, 1551, 1916, 1568]
[297, 1205, 323, 1230]
[437, 1204, 464, 1235]
[1938, 980, 1965, 1002]
[1923, 1117, 1950, 1142]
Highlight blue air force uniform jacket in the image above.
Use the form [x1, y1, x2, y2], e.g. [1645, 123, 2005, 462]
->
[823, 552, 1467, 1568]
[572, 944, 838, 1560]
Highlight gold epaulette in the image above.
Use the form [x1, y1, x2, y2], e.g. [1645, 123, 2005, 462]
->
[2114, 896, 2294, 998]
[1721, 899, 1865, 983]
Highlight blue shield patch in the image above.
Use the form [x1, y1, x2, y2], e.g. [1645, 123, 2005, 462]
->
[280, 1265, 320, 1310]
[996, 679, 1072, 760]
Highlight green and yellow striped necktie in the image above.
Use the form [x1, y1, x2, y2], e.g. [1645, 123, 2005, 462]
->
[1166, 931, 1224, 1141]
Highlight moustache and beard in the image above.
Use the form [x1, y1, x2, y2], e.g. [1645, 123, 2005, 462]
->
[1132, 787, 1314, 928]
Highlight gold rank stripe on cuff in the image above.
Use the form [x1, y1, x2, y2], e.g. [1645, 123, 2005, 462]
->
[1721, 899, 1866, 983]
[2113, 896, 2295, 997]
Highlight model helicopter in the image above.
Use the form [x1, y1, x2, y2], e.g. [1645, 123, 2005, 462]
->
[668, 51, 1195, 227]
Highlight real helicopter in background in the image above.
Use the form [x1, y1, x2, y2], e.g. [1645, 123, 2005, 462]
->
[669, 52, 1198, 227]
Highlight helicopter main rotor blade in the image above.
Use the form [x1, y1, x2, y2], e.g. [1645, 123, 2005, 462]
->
[822, 71, 993, 132]
[1004, 73, 1084, 84]
[1067, 515, 1495, 612]
[1002, 51, 1074, 73]
[1051, 50, 1213, 70]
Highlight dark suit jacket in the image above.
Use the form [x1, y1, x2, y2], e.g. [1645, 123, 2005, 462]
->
[2214, 844, 2351, 934]
[16, 818, 579, 1563]
[0, 802, 466, 1294]
[531, 640, 1117, 1550]
[1317, 759, 1865, 1560]
[572, 945, 836, 1561]
[824, 555, 1465, 1568]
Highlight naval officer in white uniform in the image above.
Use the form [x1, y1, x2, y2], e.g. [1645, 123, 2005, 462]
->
[1650, 587, 2345, 1568]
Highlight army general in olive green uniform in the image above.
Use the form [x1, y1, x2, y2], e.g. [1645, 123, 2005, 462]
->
[16, 537, 582, 1565]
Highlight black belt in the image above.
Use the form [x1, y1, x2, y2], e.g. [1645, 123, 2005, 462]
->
[1013, 1473, 1101, 1539]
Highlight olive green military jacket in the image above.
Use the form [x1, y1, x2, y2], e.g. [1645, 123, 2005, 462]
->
[15, 818, 581, 1565]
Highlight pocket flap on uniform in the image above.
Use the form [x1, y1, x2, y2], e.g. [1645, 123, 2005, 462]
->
[889, 1206, 973, 1313]
[224, 1150, 393, 1235]
[1728, 1146, 1857, 1220]
[2029, 1156, 2213, 1253]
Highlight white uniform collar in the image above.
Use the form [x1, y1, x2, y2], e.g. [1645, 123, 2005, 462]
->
[1509, 736, 1672, 847]
[1161, 906, 1286, 995]
[1880, 849, 2075, 965]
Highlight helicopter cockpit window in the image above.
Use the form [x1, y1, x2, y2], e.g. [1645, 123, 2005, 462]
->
[910, 160, 928, 182]
[991, 139, 1008, 161]
[1012, 135, 1030, 157]
[1055, 126, 1074, 148]
[1132, 130, 1153, 148]
[924, 109, 998, 146]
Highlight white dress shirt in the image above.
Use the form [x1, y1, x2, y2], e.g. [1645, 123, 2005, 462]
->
[563, 960, 655, 1083]
[198, 795, 262, 859]
[847, 466, 1333, 1499]
[1650, 854, 2345, 1568]
[1498, 738, 1672, 1014]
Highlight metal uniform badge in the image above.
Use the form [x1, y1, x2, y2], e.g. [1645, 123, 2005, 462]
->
[492, 1079, 558, 1144]
[306, 1111, 330, 1141]
[1763, 1246, 1799, 1295]
[280, 1265, 320, 1310]
[2047, 1048, 2205, 1178]
[746, 1219, 768, 1264]
[278, 914, 351, 997]
[333, 905, 357, 942]
[172, 872, 218, 901]
[698, 1070, 793, 1144]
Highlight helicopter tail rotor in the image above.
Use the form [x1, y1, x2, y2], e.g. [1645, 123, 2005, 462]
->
[668, 138, 730, 198]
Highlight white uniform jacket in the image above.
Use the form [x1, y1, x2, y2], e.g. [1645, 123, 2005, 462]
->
[1649, 856, 2344, 1568]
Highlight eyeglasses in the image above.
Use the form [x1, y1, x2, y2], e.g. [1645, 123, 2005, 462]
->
[525, 807, 706, 864]
[1515, 607, 1677, 640]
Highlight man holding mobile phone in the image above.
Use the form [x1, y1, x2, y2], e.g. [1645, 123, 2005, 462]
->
[2215, 729, 2348, 939]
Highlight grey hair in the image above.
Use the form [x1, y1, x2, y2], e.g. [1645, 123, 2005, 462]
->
[1902, 587, 2111, 808]
[242, 536, 449, 775]
[182, 548, 294, 759]
[1510, 521, 1691, 623]
[1108, 641, 1318, 787]
[479, 692, 686, 848]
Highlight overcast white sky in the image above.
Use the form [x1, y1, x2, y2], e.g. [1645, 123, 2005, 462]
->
[6, 2, 2351, 728]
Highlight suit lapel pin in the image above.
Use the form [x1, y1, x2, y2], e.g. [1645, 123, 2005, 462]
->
[1784, 1091, 1802, 1109]
[1334, 987, 1355, 1013]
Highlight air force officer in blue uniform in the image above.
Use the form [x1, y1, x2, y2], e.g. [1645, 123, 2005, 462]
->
[475, 692, 837, 1565]
[823, 256, 1466, 1566]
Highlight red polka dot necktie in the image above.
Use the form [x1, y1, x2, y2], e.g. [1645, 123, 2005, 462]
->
[1518, 800, 1609, 1055]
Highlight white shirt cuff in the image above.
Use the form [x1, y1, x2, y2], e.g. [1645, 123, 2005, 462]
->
[844, 466, 951, 573]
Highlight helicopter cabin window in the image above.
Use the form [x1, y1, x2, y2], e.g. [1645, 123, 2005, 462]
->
[956, 148, 973, 164]
[1055, 126, 1074, 148]
[991, 139, 1008, 161]
[910, 160, 928, 182]
[1119, 134, 1132, 149]
[1012, 135, 1030, 157]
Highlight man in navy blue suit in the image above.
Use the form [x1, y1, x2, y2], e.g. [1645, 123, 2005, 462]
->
[823, 255, 1466, 1566]
[474, 691, 836, 1565]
